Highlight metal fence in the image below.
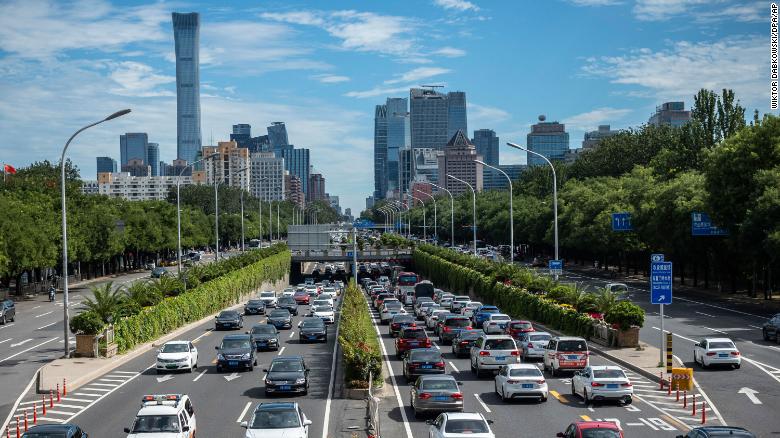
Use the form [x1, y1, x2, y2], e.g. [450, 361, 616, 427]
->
[367, 371, 381, 438]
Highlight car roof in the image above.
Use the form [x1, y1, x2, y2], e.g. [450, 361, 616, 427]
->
[576, 421, 620, 429]
[25, 424, 80, 431]
[481, 334, 514, 339]
[417, 374, 456, 381]
[589, 365, 623, 371]
[692, 426, 753, 436]
[443, 412, 486, 421]
[489, 313, 509, 317]
[704, 338, 734, 343]
[163, 340, 189, 345]
[256, 402, 297, 411]
[222, 334, 251, 340]
[504, 363, 541, 370]
[554, 336, 587, 341]
[272, 355, 304, 362]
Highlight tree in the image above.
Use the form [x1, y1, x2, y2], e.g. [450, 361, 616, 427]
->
[82, 282, 125, 323]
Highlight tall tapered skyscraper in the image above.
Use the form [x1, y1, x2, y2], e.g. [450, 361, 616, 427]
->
[172, 12, 202, 164]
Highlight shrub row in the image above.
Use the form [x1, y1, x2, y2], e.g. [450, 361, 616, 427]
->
[338, 281, 382, 388]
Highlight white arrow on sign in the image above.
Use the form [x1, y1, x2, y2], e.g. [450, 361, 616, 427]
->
[10, 339, 32, 348]
[738, 387, 762, 404]
[224, 372, 241, 382]
[156, 374, 175, 383]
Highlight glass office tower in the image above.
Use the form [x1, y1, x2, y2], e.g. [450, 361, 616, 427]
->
[172, 12, 202, 164]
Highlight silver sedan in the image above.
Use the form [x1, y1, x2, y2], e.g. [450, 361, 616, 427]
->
[410, 375, 464, 417]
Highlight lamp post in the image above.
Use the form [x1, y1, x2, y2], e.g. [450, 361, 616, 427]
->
[384, 203, 398, 233]
[378, 207, 389, 233]
[430, 183, 454, 247]
[411, 195, 427, 240]
[177, 153, 218, 274]
[475, 159, 513, 263]
[60, 108, 131, 358]
[447, 174, 477, 256]
[236, 166, 249, 252]
[507, 142, 558, 275]
[418, 191, 437, 243]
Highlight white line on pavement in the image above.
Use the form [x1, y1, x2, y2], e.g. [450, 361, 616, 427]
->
[0, 337, 57, 364]
[289, 331, 294, 338]
[741, 357, 780, 384]
[651, 327, 697, 343]
[236, 402, 252, 423]
[66, 366, 152, 423]
[703, 327, 728, 335]
[0, 338, 10, 344]
[191, 329, 212, 343]
[321, 297, 343, 438]
[0, 323, 15, 330]
[110, 371, 138, 375]
[32, 306, 41, 310]
[473, 394, 492, 413]
[448, 361, 460, 373]
[277, 346, 286, 356]
[193, 370, 207, 382]
[749, 325, 762, 329]
[0, 363, 42, 433]
[695, 311, 716, 318]
[37, 322, 58, 330]
[35, 311, 54, 318]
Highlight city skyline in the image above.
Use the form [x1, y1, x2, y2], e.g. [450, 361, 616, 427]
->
[0, 0, 767, 213]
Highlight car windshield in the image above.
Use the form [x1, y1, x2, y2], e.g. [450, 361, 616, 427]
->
[261, 292, 275, 298]
[279, 297, 295, 304]
[421, 379, 458, 391]
[709, 342, 736, 349]
[313, 306, 331, 313]
[455, 296, 469, 301]
[270, 361, 304, 372]
[161, 343, 188, 353]
[484, 339, 516, 350]
[23, 433, 67, 438]
[251, 325, 276, 334]
[445, 318, 470, 327]
[131, 415, 180, 433]
[250, 409, 301, 429]
[593, 369, 626, 379]
[247, 300, 263, 306]
[399, 275, 417, 283]
[384, 302, 402, 309]
[410, 350, 441, 362]
[510, 322, 532, 329]
[402, 329, 427, 339]
[480, 308, 499, 314]
[270, 310, 290, 318]
[581, 429, 621, 438]
[313, 301, 331, 306]
[444, 419, 489, 433]
[529, 334, 552, 342]
[558, 340, 588, 352]
[509, 368, 543, 377]
[393, 315, 415, 323]
[222, 339, 251, 349]
[491, 315, 511, 321]
[219, 311, 238, 318]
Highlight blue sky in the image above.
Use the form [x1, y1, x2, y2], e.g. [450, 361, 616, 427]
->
[0, 0, 768, 213]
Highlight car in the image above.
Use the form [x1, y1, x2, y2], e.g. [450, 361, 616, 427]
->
[438, 315, 473, 345]
[267, 309, 293, 330]
[380, 301, 406, 324]
[22, 424, 89, 438]
[469, 334, 520, 377]
[450, 296, 471, 313]
[571, 365, 633, 404]
[123, 394, 196, 437]
[603, 283, 632, 301]
[293, 290, 310, 305]
[277, 296, 299, 315]
[258, 291, 278, 308]
[675, 426, 756, 438]
[437, 292, 455, 304]
[319, 291, 337, 303]
[543, 336, 590, 376]
[248, 323, 280, 351]
[518, 331, 552, 360]
[0, 299, 15, 324]
[155, 341, 198, 374]
[483, 313, 512, 334]
[451, 330, 482, 358]
[438, 297, 454, 310]
[374, 293, 394, 309]
[298, 317, 327, 343]
[240, 402, 312, 438]
[425, 308, 447, 329]
[312, 297, 334, 308]
[410, 375, 464, 417]
[693, 338, 741, 369]
[504, 320, 535, 338]
[403, 348, 445, 381]
[244, 299, 266, 315]
[531, 257, 547, 268]
[416, 301, 438, 319]
[434, 313, 458, 337]
[472, 306, 500, 328]
[495, 363, 548, 402]
[396, 327, 432, 358]
[264, 356, 309, 396]
[427, 412, 495, 438]
[390, 314, 417, 337]
[215, 310, 243, 330]
[150, 267, 168, 278]
[309, 304, 335, 323]
[557, 421, 623, 438]
[461, 301, 483, 318]
[762, 313, 780, 342]
[215, 334, 256, 371]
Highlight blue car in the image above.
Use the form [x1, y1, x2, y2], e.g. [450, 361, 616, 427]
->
[472, 305, 500, 328]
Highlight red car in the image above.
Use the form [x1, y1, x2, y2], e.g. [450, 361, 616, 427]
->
[557, 421, 623, 438]
[395, 327, 431, 358]
[293, 290, 310, 305]
[504, 320, 535, 338]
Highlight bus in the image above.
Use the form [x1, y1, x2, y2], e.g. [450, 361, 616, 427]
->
[248, 239, 262, 249]
[396, 271, 419, 298]
[413, 280, 435, 304]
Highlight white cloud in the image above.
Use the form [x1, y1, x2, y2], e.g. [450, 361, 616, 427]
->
[633, 0, 708, 21]
[696, 3, 763, 23]
[433, 46, 466, 57]
[107, 61, 175, 97]
[563, 107, 631, 131]
[567, 0, 622, 5]
[433, 0, 480, 12]
[344, 85, 414, 99]
[311, 74, 351, 83]
[384, 67, 451, 84]
[468, 103, 510, 127]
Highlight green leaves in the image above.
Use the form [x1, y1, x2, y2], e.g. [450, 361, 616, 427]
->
[338, 281, 382, 388]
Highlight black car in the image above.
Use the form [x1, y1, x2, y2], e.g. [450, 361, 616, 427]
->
[0, 299, 15, 325]
[244, 299, 266, 315]
[215, 334, 256, 372]
[762, 313, 780, 342]
[451, 330, 482, 358]
[277, 296, 299, 315]
[402, 348, 445, 381]
[215, 310, 243, 330]
[676, 426, 755, 438]
[267, 309, 293, 330]
[22, 424, 88, 437]
[298, 317, 327, 343]
[389, 314, 417, 338]
[249, 323, 280, 351]
[264, 356, 309, 395]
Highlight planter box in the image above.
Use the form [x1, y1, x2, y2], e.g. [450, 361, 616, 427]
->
[616, 327, 640, 348]
[75, 334, 97, 358]
[99, 343, 118, 358]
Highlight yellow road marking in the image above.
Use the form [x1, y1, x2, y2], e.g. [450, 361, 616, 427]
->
[662, 414, 689, 431]
[550, 390, 563, 401]
[580, 415, 592, 421]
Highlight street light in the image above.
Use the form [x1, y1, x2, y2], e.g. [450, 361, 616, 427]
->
[475, 159, 513, 264]
[418, 191, 437, 243]
[447, 174, 477, 256]
[377, 207, 390, 233]
[384, 203, 399, 233]
[60, 108, 131, 358]
[214, 165, 249, 259]
[430, 183, 454, 247]
[177, 153, 218, 274]
[411, 195, 427, 240]
[507, 142, 558, 274]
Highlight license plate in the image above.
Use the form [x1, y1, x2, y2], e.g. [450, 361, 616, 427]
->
[228, 361, 238, 366]
[568, 355, 579, 360]
[258, 341, 267, 345]
[166, 365, 178, 369]
[279, 385, 291, 390]
[421, 364, 433, 369]
[433, 396, 449, 401]
[496, 356, 506, 361]
[718, 353, 728, 358]
[607, 384, 619, 389]
[521, 383, 533, 388]
[308, 336, 317, 340]
[410, 342, 418, 346]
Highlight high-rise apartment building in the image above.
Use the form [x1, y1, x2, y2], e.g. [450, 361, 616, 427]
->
[397, 147, 441, 197]
[249, 152, 285, 201]
[279, 148, 310, 197]
[447, 91, 467, 140]
[98, 172, 194, 201]
[373, 104, 388, 199]
[284, 172, 305, 207]
[308, 173, 326, 202]
[582, 125, 619, 150]
[472, 129, 499, 166]
[201, 140, 250, 190]
[526, 116, 569, 166]
[437, 130, 483, 196]
[410, 88, 449, 150]
[167, 158, 192, 177]
[648, 101, 691, 127]
[172, 12, 202, 164]
[120, 133, 148, 166]
[96, 157, 117, 177]
[121, 158, 151, 177]
[386, 97, 409, 195]
[146, 143, 159, 176]
[267, 122, 290, 153]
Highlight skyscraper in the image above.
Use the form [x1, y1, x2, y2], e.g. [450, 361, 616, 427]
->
[172, 12, 202, 164]
[146, 142, 159, 176]
[648, 102, 691, 127]
[472, 129, 499, 166]
[233, 124, 251, 136]
[526, 116, 569, 166]
[280, 148, 310, 197]
[447, 91, 467, 140]
[120, 133, 148, 166]
[308, 173, 326, 202]
[410, 88, 449, 150]
[373, 104, 388, 200]
[250, 152, 285, 201]
[386, 97, 409, 195]
[268, 122, 290, 153]
[96, 157, 117, 177]
[582, 125, 618, 150]
[437, 130, 483, 196]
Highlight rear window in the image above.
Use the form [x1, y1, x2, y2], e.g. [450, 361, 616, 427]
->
[384, 302, 403, 309]
[421, 379, 458, 391]
[410, 350, 441, 362]
[251, 325, 275, 334]
[399, 275, 418, 284]
[444, 419, 489, 433]
[529, 334, 552, 342]
[402, 329, 427, 339]
[509, 368, 543, 378]
[558, 340, 587, 352]
[445, 318, 471, 327]
[510, 321, 533, 329]
[484, 339, 516, 350]
[393, 315, 415, 323]
[593, 369, 626, 379]
[581, 429, 621, 438]
[480, 307, 499, 314]
[708, 341, 736, 349]
[491, 315, 511, 321]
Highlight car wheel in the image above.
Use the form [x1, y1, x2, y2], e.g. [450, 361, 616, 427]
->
[216, 365, 222, 373]
[764, 329, 770, 341]
[584, 389, 590, 404]
[700, 356, 708, 369]
[470, 359, 477, 374]
[475, 363, 484, 378]
[550, 366, 556, 377]
[571, 381, 576, 396]
[1, 315, 5, 325]
[540, 396, 548, 402]
[733, 364, 740, 369]
[624, 396, 633, 405]
[156, 369, 162, 375]
[187, 363, 194, 373]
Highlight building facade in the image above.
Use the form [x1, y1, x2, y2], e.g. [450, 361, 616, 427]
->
[373, 104, 388, 199]
[437, 130, 483, 196]
[201, 140, 250, 190]
[249, 152, 285, 201]
[96, 157, 117, 177]
[483, 164, 526, 191]
[472, 129, 499, 166]
[233, 124, 251, 136]
[410, 88, 449, 150]
[121, 158, 151, 177]
[98, 172, 194, 201]
[267, 122, 290, 153]
[386, 97, 409, 196]
[284, 172, 305, 207]
[526, 116, 569, 166]
[172, 12, 202, 164]
[279, 148, 310, 197]
[146, 143, 159, 176]
[120, 133, 148, 166]
[81, 180, 99, 195]
[648, 102, 691, 127]
[230, 124, 270, 153]
[582, 124, 619, 150]
[446, 91, 467, 140]
[308, 173, 326, 202]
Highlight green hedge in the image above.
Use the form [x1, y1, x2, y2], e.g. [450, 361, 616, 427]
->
[338, 281, 382, 388]
[113, 248, 290, 352]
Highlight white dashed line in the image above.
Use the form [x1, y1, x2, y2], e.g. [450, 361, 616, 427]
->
[193, 370, 207, 382]
[277, 346, 286, 356]
[473, 393, 492, 413]
[236, 401, 252, 423]
[448, 361, 460, 372]
[695, 311, 716, 318]
[35, 311, 54, 318]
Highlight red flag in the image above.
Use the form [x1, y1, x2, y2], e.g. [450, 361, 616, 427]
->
[3, 164, 16, 174]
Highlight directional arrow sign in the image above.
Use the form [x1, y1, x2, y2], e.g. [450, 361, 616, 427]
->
[156, 374, 175, 383]
[224, 372, 241, 382]
[738, 387, 762, 404]
[10, 339, 32, 348]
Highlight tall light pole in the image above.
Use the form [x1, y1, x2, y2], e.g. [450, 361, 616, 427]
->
[447, 174, 477, 256]
[378, 207, 389, 233]
[385, 204, 399, 233]
[276, 202, 280, 240]
[268, 200, 273, 242]
[475, 159, 513, 263]
[60, 108, 131, 358]
[418, 191, 437, 243]
[430, 183, 454, 247]
[235, 166, 249, 252]
[507, 142, 558, 273]
[177, 153, 218, 273]
[411, 195, 427, 240]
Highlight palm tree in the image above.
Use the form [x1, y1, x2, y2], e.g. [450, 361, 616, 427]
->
[594, 288, 618, 315]
[563, 283, 596, 313]
[125, 281, 162, 307]
[82, 282, 125, 323]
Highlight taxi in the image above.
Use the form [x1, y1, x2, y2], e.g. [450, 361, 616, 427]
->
[124, 394, 196, 438]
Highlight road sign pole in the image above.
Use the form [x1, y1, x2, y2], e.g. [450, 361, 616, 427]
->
[660, 303, 665, 366]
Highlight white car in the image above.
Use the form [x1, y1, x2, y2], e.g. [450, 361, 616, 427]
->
[319, 292, 336, 302]
[155, 341, 198, 373]
[259, 291, 278, 308]
[310, 305, 335, 324]
[281, 288, 295, 298]
[241, 402, 311, 438]
[450, 296, 471, 312]
[427, 412, 495, 438]
[461, 302, 482, 318]
[483, 314, 512, 334]
[426, 309, 449, 329]
[495, 363, 548, 402]
[312, 298, 334, 309]
[693, 338, 741, 369]
[380, 302, 407, 324]
[125, 394, 196, 437]
[571, 365, 633, 404]
[470, 334, 520, 376]
[439, 297, 454, 310]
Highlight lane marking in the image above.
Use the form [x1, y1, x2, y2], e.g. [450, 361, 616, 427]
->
[703, 327, 728, 335]
[193, 370, 207, 382]
[66, 366, 151, 423]
[580, 415, 592, 421]
[0, 337, 57, 364]
[32, 306, 41, 310]
[321, 296, 344, 438]
[473, 394, 491, 413]
[741, 356, 780, 384]
[37, 322, 58, 330]
[0, 338, 11, 344]
[277, 346, 286, 356]
[0, 323, 15, 330]
[637, 417, 659, 430]
[110, 371, 137, 375]
[35, 311, 54, 318]
[10, 339, 32, 348]
[236, 401, 252, 423]
[191, 329, 212, 343]
[448, 361, 460, 373]
[289, 331, 295, 338]
[749, 325, 762, 329]
[695, 311, 716, 318]
[651, 327, 697, 343]
[549, 390, 563, 401]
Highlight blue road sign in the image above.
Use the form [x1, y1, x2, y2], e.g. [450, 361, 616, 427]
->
[650, 253, 665, 262]
[353, 219, 376, 229]
[347, 252, 353, 257]
[650, 260, 673, 304]
[548, 259, 563, 275]
[611, 212, 633, 231]
[691, 212, 729, 236]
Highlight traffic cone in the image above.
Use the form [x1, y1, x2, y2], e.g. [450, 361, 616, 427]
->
[702, 400, 707, 424]
[692, 394, 697, 416]
[658, 372, 664, 390]
[33, 403, 37, 424]
[42, 396, 46, 415]
[63, 378, 67, 396]
[56, 384, 60, 402]
[49, 390, 53, 408]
